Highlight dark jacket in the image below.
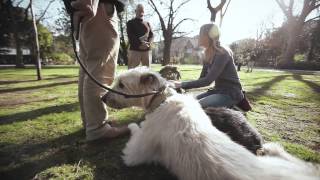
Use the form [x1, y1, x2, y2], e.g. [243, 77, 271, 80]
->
[127, 18, 153, 51]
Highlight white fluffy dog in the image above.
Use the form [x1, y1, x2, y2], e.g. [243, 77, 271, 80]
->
[103, 67, 320, 180]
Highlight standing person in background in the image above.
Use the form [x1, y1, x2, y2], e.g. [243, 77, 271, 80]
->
[66, 0, 130, 142]
[127, 4, 153, 69]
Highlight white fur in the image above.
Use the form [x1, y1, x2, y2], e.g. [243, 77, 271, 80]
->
[105, 67, 320, 180]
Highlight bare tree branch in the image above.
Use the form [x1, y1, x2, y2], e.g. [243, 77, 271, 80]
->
[275, 0, 296, 18]
[147, 0, 192, 65]
[14, 0, 24, 7]
[275, 0, 320, 21]
[221, 0, 231, 16]
[36, 0, 54, 23]
[214, 0, 227, 12]
[167, 0, 174, 30]
[305, 15, 320, 23]
[288, 0, 294, 17]
[23, 1, 31, 22]
[158, 0, 170, 8]
[172, 30, 193, 39]
[207, 0, 226, 22]
[219, 0, 232, 27]
[207, 0, 213, 10]
[173, 18, 193, 31]
[311, 0, 320, 10]
[148, 0, 167, 34]
[172, 0, 192, 16]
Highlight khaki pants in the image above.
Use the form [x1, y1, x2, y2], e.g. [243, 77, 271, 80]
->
[78, 3, 119, 141]
[128, 50, 151, 69]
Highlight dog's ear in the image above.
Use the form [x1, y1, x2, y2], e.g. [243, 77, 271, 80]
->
[140, 73, 158, 86]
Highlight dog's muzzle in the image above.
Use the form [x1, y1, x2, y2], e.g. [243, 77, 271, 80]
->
[101, 92, 125, 109]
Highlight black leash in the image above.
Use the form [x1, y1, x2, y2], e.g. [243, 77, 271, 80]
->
[69, 7, 162, 99]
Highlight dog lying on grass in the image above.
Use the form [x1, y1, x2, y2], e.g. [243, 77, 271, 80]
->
[103, 67, 320, 180]
[205, 107, 263, 154]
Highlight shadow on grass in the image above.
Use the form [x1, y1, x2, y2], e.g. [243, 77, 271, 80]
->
[0, 79, 37, 85]
[248, 75, 290, 97]
[0, 102, 79, 125]
[292, 74, 320, 93]
[0, 129, 176, 180]
[0, 75, 78, 86]
[246, 74, 320, 103]
[0, 80, 78, 94]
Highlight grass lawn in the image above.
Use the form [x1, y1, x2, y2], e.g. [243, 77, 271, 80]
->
[0, 64, 319, 180]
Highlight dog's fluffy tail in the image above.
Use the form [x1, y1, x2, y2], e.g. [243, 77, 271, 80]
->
[259, 142, 320, 177]
[258, 143, 298, 162]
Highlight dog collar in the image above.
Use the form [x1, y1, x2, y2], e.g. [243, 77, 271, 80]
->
[146, 86, 172, 114]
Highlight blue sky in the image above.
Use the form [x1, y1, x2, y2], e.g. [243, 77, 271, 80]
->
[31, 0, 288, 45]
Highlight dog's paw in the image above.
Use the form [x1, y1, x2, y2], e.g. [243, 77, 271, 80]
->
[256, 148, 265, 156]
[122, 154, 134, 166]
[140, 121, 145, 127]
[128, 123, 140, 134]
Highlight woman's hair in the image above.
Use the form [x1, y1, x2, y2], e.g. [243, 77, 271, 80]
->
[200, 23, 220, 40]
[199, 23, 227, 63]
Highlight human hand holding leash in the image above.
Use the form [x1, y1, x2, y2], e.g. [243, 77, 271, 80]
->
[71, 0, 99, 40]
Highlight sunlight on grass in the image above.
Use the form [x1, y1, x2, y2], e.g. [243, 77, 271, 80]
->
[0, 65, 319, 179]
[34, 163, 94, 180]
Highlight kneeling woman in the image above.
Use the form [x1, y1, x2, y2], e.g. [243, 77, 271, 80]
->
[173, 23, 244, 108]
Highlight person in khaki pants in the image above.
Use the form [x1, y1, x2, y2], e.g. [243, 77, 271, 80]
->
[127, 4, 153, 69]
[70, 0, 129, 141]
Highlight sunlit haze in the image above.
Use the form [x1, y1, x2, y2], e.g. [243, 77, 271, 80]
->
[144, 0, 285, 45]
[37, 0, 287, 45]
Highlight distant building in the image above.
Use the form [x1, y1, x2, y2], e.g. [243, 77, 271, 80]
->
[0, 47, 32, 64]
[152, 36, 204, 64]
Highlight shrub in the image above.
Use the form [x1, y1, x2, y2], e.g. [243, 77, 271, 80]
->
[294, 54, 305, 62]
[181, 56, 200, 64]
[50, 53, 74, 65]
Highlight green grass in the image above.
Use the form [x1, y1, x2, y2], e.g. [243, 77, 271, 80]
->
[0, 65, 319, 180]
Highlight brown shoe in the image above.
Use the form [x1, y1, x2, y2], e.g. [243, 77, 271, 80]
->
[103, 125, 130, 138]
[106, 119, 119, 127]
[86, 125, 130, 144]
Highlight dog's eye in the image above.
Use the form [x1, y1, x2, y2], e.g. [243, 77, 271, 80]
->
[119, 81, 125, 89]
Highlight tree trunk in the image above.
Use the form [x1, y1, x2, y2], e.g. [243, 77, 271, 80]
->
[119, 14, 128, 65]
[307, 39, 314, 62]
[7, 0, 24, 68]
[307, 21, 320, 62]
[278, 20, 304, 68]
[13, 31, 24, 68]
[30, 0, 42, 80]
[162, 38, 172, 66]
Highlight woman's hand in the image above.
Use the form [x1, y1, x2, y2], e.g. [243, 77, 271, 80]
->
[168, 80, 182, 89]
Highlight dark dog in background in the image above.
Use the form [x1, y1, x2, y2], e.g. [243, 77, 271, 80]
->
[205, 107, 263, 154]
[159, 65, 181, 81]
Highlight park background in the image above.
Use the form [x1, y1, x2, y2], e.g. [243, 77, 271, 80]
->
[0, 0, 320, 179]
[1, 0, 320, 70]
